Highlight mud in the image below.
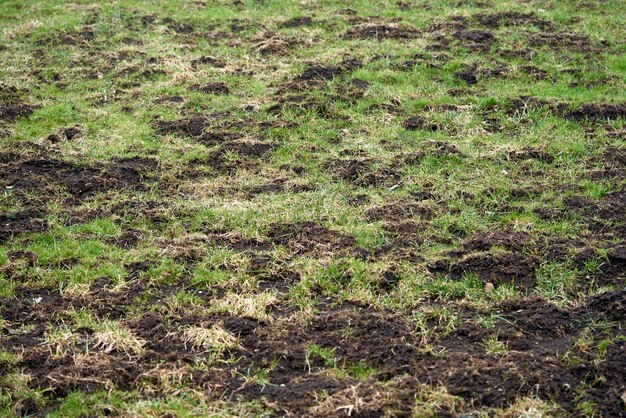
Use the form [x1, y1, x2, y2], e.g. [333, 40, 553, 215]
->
[453, 29, 495, 51]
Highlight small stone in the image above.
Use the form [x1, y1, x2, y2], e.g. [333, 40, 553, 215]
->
[484, 282, 495, 293]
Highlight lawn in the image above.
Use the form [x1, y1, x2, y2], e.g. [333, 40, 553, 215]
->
[0, 0, 625, 416]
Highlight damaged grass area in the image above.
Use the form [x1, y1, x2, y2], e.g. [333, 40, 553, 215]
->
[0, 0, 625, 416]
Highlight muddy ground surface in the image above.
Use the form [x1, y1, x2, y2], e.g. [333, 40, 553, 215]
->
[0, 0, 624, 416]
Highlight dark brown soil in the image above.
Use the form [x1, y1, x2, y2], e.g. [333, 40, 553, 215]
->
[280, 16, 314, 28]
[3, 3, 626, 416]
[455, 66, 480, 84]
[190, 82, 230, 95]
[453, 29, 495, 51]
[560, 102, 626, 122]
[0, 84, 39, 124]
[0, 210, 48, 243]
[343, 23, 420, 40]
[190, 56, 226, 69]
[365, 200, 435, 222]
[267, 94, 331, 117]
[474, 11, 553, 29]
[266, 221, 362, 256]
[507, 147, 554, 163]
[0, 155, 158, 199]
[430, 251, 540, 288]
[403, 115, 441, 131]
[528, 30, 599, 52]
[324, 158, 400, 187]
[252, 31, 301, 56]
[45, 126, 83, 143]
[520, 65, 550, 80]
[1, 278, 624, 416]
[295, 57, 362, 83]
[156, 114, 209, 137]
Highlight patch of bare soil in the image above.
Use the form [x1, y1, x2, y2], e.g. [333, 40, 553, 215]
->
[266, 221, 364, 256]
[453, 29, 495, 52]
[236, 179, 312, 198]
[0, 210, 48, 243]
[473, 11, 552, 29]
[427, 17, 496, 52]
[528, 30, 604, 52]
[2, 285, 625, 416]
[365, 200, 435, 223]
[0, 155, 158, 199]
[519, 64, 550, 80]
[155, 113, 209, 137]
[332, 78, 370, 103]
[154, 112, 255, 146]
[486, 97, 625, 126]
[0, 84, 39, 125]
[449, 64, 512, 85]
[565, 190, 626, 232]
[190, 82, 229, 95]
[403, 115, 442, 131]
[429, 251, 540, 289]
[324, 158, 400, 187]
[208, 230, 273, 255]
[273, 57, 363, 95]
[560, 102, 626, 122]
[295, 57, 362, 84]
[343, 23, 420, 40]
[430, 222, 626, 290]
[267, 58, 363, 115]
[45, 126, 83, 143]
[280, 16, 314, 28]
[183, 139, 275, 176]
[34, 26, 96, 47]
[190, 55, 226, 69]
[237, 294, 626, 415]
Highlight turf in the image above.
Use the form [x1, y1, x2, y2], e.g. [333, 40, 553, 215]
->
[0, 0, 625, 416]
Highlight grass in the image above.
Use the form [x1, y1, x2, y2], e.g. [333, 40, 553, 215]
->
[0, 0, 625, 416]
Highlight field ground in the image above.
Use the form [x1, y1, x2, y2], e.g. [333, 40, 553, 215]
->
[0, 0, 625, 416]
